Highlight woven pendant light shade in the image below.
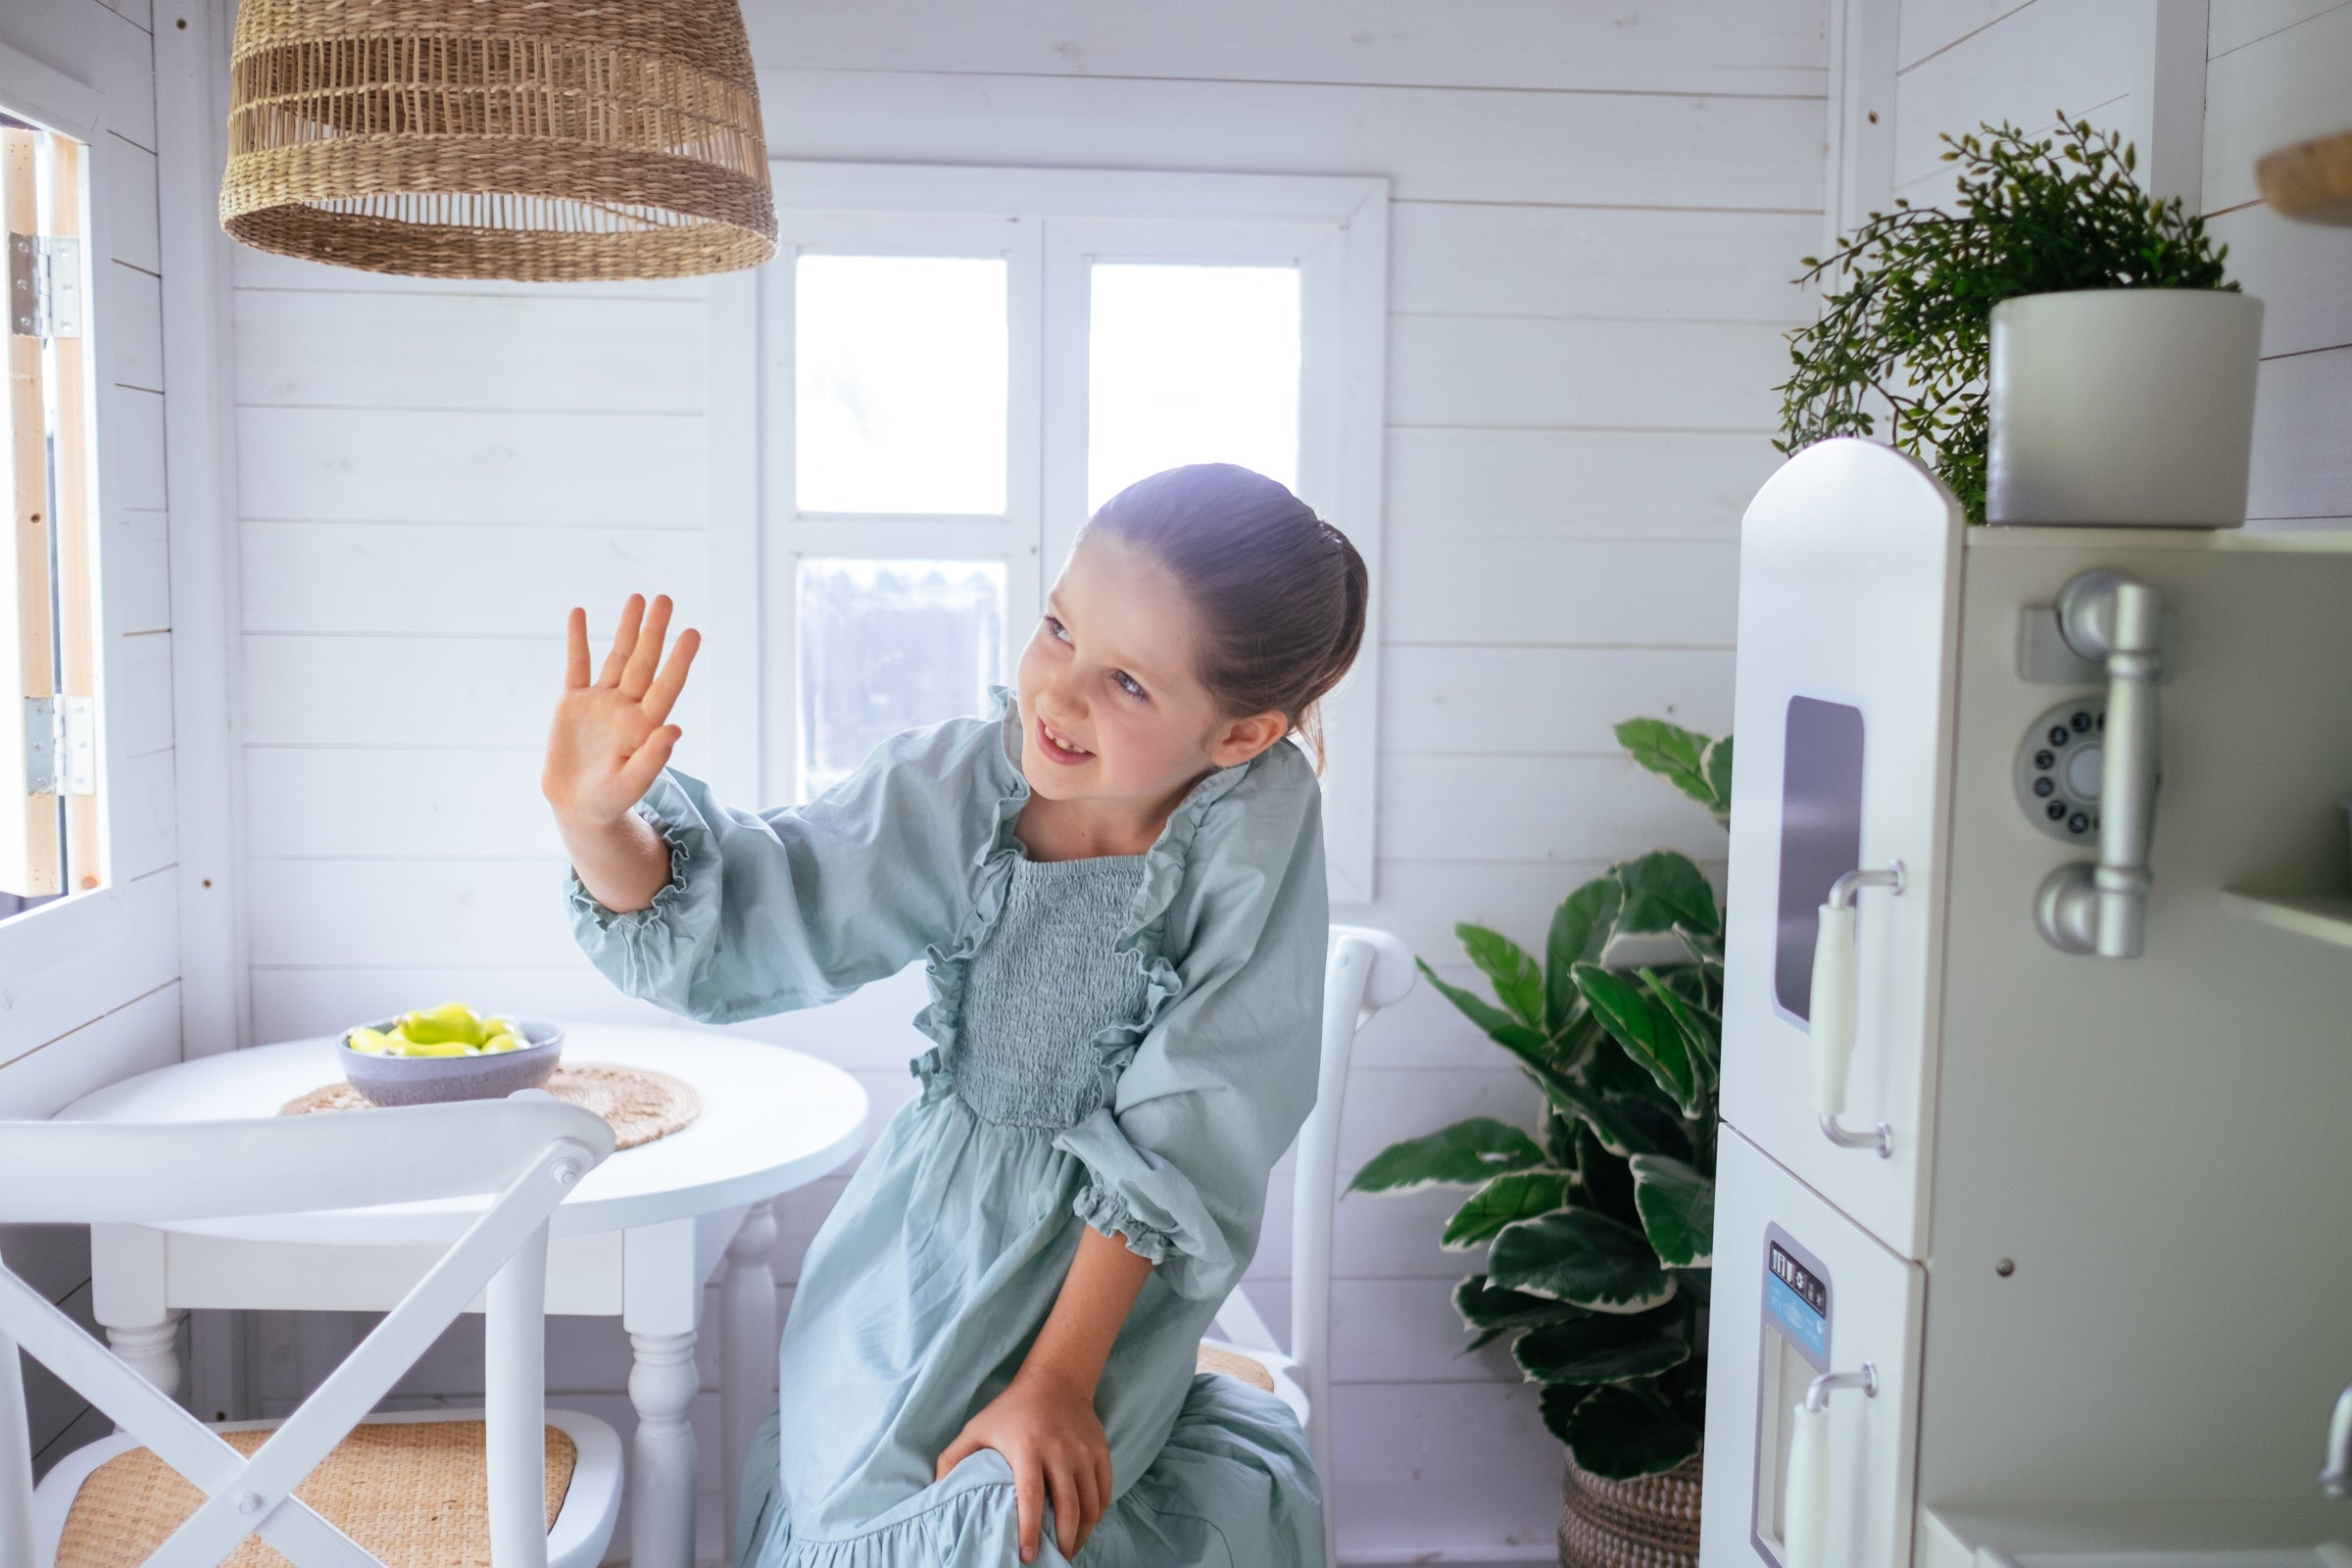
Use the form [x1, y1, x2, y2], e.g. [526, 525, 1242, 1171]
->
[220, 0, 778, 281]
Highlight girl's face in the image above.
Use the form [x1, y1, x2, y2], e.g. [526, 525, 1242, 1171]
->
[1014, 532, 1286, 817]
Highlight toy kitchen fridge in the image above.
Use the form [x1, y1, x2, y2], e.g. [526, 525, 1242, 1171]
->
[1696, 439, 2352, 1567]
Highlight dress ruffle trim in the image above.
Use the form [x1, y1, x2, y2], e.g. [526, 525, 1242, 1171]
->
[564, 794, 701, 995]
[905, 683, 1251, 1123]
[1070, 1179, 1175, 1263]
[748, 1458, 1061, 1568]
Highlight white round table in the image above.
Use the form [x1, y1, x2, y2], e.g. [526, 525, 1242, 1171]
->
[53, 1024, 870, 1568]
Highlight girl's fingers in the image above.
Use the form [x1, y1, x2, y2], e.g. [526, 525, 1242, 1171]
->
[1072, 1458, 1101, 1553]
[615, 725, 679, 804]
[1014, 1453, 1045, 1562]
[933, 1434, 975, 1484]
[563, 608, 590, 690]
[598, 594, 645, 688]
[1047, 1461, 1080, 1560]
[640, 627, 700, 726]
[619, 594, 671, 703]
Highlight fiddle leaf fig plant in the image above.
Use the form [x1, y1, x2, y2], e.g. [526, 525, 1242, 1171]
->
[1347, 717, 1731, 1480]
[1777, 110, 2236, 522]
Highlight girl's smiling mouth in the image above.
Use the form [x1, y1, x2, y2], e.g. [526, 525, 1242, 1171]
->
[1035, 714, 1095, 765]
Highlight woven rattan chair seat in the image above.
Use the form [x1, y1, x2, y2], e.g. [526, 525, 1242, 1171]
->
[56, 1419, 577, 1568]
[1194, 1341, 1278, 1394]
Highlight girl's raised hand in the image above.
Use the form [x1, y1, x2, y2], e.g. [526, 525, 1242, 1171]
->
[542, 593, 701, 827]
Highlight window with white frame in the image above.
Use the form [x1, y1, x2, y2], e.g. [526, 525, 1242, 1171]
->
[755, 166, 1387, 902]
[1, 110, 105, 924]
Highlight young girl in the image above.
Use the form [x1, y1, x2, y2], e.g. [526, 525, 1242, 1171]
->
[544, 463, 1368, 1568]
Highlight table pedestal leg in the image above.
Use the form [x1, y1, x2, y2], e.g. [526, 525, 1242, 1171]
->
[720, 1200, 779, 1548]
[629, 1329, 699, 1568]
[107, 1314, 183, 1400]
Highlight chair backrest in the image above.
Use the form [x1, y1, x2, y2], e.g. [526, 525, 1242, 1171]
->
[0, 1095, 614, 1568]
[1290, 925, 1416, 1458]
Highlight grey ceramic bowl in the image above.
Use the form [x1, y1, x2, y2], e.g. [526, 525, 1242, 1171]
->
[338, 1015, 564, 1107]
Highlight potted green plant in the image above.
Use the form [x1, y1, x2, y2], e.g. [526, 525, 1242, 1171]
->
[1778, 111, 2257, 527]
[1347, 718, 1730, 1568]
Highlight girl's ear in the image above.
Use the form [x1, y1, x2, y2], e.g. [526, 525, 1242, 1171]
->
[1206, 709, 1289, 768]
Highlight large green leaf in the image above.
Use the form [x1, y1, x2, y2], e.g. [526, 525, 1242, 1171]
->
[1537, 1381, 1598, 1448]
[1575, 1121, 1640, 1232]
[1701, 734, 1735, 828]
[1488, 1208, 1677, 1314]
[1443, 1169, 1574, 1250]
[1454, 1273, 1591, 1349]
[1614, 718, 1726, 826]
[1417, 959, 1549, 1057]
[1560, 1383, 1704, 1480]
[1518, 1063, 1641, 1157]
[1614, 851, 1723, 940]
[1628, 1154, 1715, 1268]
[1347, 1117, 1547, 1196]
[1572, 963, 1701, 1116]
[1544, 879, 1621, 1034]
[1457, 923, 1544, 1031]
[1640, 966, 1720, 1107]
[1609, 1093, 1694, 1163]
[1513, 1309, 1691, 1385]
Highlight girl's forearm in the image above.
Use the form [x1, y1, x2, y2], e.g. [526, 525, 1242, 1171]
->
[555, 805, 674, 914]
[1019, 1223, 1155, 1398]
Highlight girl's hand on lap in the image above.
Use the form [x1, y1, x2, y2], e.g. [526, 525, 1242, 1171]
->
[934, 1367, 1111, 1562]
[543, 592, 700, 827]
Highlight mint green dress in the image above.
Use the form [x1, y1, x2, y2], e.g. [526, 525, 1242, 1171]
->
[564, 684, 1331, 1567]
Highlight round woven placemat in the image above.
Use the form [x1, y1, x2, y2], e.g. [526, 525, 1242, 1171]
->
[58, 1419, 575, 1568]
[280, 1063, 701, 1151]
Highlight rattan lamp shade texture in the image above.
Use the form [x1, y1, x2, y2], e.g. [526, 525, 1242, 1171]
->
[220, 0, 778, 281]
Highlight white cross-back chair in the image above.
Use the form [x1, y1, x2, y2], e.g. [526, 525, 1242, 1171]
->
[1195, 922, 1417, 1568]
[0, 1095, 625, 1568]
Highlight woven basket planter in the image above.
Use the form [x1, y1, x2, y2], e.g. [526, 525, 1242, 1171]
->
[220, 0, 777, 280]
[1556, 1449, 1703, 1568]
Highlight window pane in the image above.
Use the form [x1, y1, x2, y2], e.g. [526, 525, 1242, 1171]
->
[797, 559, 1005, 798]
[795, 255, 1007, 515]
[1087, 263, 1300, 514]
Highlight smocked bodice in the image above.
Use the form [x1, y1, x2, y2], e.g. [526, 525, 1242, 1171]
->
[947, 849, 1152, 1129]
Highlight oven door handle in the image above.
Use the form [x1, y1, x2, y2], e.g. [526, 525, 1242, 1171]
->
[1783, 1362, 1879, 1568]
[1809, 863, 1903, 1158]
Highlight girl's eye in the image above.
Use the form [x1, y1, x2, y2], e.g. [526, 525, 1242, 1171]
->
[1114, 671, 1146, 700]
[1044, 614, 1071, 644]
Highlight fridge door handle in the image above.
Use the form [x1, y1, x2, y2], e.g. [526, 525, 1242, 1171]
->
[1809, 863, 1904, 1158]
[2034, 569, 2163, 958]
[1782, 1362, 1879, 1568]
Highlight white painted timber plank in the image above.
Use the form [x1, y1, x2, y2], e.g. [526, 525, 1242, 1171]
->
[104, 507, 170, 633]
[2203, 0, 2352, 210]
[105, 384, 167, 512]
[112, 744, 176, 880]
[1392, 202, 1819, 323]
[103, 136, 161, 273]
[1383, 646, 1736, 755]
[101, 259, 165, 391]
[235, 408, 706, 526]
[1328, 1381, 1568, 1560]
[1898, 0, 2039, 71]
[2246, 345, 2352, 522]
[239, 522, 709, 636]
[1379, 535, 1740, 647]
[0, 974, 181, 1116]
[2205, 208, 2352, 357]
[241, 634, 711, 746]
[741, 0, 1832, 97]
[231, 291, 706, 414]
[1389, 315, 1794, 432]
[0, 0, 157, 150]
[754, 67, 1832, 211]
[2208, 0, 2349, 55]
[111, 628, 172, 755]
[1386, 428, 1783, 539]
[1893, 0, 2149, 187]
[1379, 754, 1732, 865]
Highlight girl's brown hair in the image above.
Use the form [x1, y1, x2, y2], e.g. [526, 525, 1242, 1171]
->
[1080, 463, 1369, 774]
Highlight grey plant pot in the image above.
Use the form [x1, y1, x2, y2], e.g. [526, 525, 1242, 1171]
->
[339, 1016, 564, 1106]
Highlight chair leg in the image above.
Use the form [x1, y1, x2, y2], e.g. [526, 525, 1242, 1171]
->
[106, 1314, 183, 1408]
[2, 1324, 36, 1568]
[486, 1223, 552, 1568]
[720, 1201, 778, 1548]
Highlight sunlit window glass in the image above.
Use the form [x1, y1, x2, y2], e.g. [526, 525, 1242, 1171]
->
[1087, 263, 1299, 513]
[795, 255, 1007, 515]
[796, 559, 1004, 798]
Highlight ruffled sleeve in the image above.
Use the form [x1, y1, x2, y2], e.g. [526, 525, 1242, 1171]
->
[1050, 737, 1330, 1302]
[564, 704, 1009, 1026]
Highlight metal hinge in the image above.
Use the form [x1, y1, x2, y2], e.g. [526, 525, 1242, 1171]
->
[24, 696, 96, 796]
[8, 232, 83, 340]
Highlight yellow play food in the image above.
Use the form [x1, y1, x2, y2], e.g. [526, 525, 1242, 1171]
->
[348, 1003, 531, 1058]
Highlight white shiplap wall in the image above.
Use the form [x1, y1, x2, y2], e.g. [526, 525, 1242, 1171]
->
[218, 2, 1829, 1561]
[0, 0, 181, 1482]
